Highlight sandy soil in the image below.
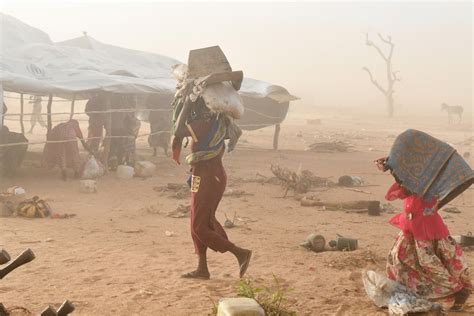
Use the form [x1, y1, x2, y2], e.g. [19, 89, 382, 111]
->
[1, 103, 473, 315]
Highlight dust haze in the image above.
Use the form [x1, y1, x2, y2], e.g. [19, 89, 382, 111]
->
[3, 1, 472, 116]
[1, 1, 473, 315]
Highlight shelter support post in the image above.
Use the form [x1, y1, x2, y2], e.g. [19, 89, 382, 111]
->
[273, 123, 280, 150]
[47, 94, 53, 133]
[102, 95, 112, 173]
[0, 86, 4, 178]
[69, 95, 76, 120]
[20, 93, 25, 134]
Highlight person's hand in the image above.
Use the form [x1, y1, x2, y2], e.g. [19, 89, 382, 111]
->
[374, 156, 388, 171]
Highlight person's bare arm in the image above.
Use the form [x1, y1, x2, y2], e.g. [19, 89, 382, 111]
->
[173, 97, 193, 139]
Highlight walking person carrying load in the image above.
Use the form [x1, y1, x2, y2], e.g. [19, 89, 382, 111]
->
[171, 46, 250, 280]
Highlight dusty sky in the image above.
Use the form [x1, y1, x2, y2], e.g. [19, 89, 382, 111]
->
[2, 1, 472, 113]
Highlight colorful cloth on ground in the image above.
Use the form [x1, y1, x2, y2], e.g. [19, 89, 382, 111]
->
[386, 183, 450, 241]
[385, 129, 474, 208]
[15, 196, 52, 218]
[42, 120, 83, 172]
[387, 232, 472, 308]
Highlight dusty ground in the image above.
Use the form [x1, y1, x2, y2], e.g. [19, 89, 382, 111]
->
[1, 102, 473, 315]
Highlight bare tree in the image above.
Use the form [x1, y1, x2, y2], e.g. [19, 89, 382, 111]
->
[363, 33, 401, 117]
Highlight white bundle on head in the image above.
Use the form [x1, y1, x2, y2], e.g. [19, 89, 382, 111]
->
[201, 82, 244, 119]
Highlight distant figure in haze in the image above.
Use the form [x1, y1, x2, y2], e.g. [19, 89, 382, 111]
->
[28, 95, 47, 134]
[42, 119, 92, 180]
[1, 102, 7, 126]
[108, 113, 141, 169]
[147, 95, 172, 156]
[0, 125, 28, 177]
[85, 94, 106, 153]
[441, 103, 463, 125]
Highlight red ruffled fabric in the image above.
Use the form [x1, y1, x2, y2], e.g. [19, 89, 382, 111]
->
[386, 182, 450, 241]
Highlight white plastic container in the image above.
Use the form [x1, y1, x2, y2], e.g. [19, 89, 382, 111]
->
[134, 161, 156, 178]
[116, 165, 135, 179]
[82, 155, 104, 179]
[80, 180, 97, 193]
[217, 298, 264, 316]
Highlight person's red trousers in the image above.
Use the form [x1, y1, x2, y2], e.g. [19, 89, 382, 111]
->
[190, 154, 234, 254]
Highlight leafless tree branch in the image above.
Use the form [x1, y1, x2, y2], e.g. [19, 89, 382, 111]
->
[362, 67, 387, 94]
[366, 33, 388, 61]
[378, 33, 392, 45]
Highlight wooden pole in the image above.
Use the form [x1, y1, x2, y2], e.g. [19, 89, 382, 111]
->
[69, 95, 76, 120]
[273, 123, 281, 150]
[102, 94, 112, 173]
[0, 87, 4, 177]
[46, 94, 53, 133]
[20, 93, 25, 134]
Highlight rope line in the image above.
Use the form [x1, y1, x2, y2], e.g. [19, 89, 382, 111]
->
[3, 108, 172, 117]
[0, 122, 279, 148]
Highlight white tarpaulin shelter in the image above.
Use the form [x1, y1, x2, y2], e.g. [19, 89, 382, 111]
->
[1, 13, 297, 101]
[1, 13, 298, 144]
[1, 14, 177, 98]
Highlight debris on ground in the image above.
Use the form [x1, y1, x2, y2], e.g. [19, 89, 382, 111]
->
[442, 206, 461, 214]
[381, 203, 397, 213]
[80, 179, 98, 194]
[342, 188, 372, 195]
[270, 164, 334, 196]
[134, 161, 156, 178]
[224, 189, 253, 197]
[306, 141, 353, 153]
[300, 197, 375, 212]
[119, 229, 144, 234]
[230, 173, 280, 186]
[338, 175, 364, 187]
[165, 231, 176, 237]
[325, 249, 384, 270]
[154, 183, 189, 199]
[0, 304, 32, 316]
[300, 233, 326, 252]
[224, 212, 237, 228]
[328, 236, 358, 251]
[142, 204, 161, 214]
[167, 204, 190, 218]
[453, 233, 474, 247]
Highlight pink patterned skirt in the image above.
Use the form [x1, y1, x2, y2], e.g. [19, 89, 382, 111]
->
[387, 232, 472, 308]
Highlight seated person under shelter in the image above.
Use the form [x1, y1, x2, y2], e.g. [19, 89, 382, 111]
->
[42, 119, 92, 180]
[0, 125, 28, 177]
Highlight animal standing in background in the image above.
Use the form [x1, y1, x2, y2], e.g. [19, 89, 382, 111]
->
[441, 103, 463, 125]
